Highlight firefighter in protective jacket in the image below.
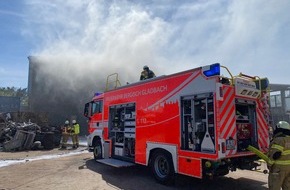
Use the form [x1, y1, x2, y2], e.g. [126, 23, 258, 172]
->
[140, 65, 156, 80]
[71, 120, 80, 148]
[60, 120, 71, 149]
[268, 121, 290, 190]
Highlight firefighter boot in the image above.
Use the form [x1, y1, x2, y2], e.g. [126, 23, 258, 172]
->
[59, 145, 66, 150]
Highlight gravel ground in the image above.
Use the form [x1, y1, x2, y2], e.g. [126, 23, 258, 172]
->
[0, 147, 269, 190]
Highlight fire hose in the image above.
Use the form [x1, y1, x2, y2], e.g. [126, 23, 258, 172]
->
[247, 145, 274, 165]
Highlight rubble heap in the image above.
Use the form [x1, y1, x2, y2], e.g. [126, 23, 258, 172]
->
[0, 112, 62, 151]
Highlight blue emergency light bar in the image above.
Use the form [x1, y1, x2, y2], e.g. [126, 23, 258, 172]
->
[203, 63, 220, 77]
[94, 92, 102, 97]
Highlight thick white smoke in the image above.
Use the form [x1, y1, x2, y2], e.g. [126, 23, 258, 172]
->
[22, 0, 290, 130]
[23, 0, 290, 86]
[24, 0, 172, 91]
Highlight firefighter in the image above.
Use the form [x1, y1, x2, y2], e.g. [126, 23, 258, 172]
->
[60, 120, 71, 149]
[268, 121, 290, 190]
[140, 65, 156, 80]
[71, 120, 80, 148]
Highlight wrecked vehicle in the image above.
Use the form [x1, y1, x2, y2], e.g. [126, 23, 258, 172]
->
[0, 112, 62, 151]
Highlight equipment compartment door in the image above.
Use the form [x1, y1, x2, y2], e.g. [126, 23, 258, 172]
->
[235, 99, 257, 152]
[181, 93, 216, 153]
[108, 103, 136, 162]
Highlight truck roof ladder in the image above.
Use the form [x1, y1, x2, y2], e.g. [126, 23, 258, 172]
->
[106, 73, 121, 91]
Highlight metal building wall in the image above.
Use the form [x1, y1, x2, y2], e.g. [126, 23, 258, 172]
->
[0, 96, 20, 112]
[269, 84, 290, 126]
[27, 56, 94, 135]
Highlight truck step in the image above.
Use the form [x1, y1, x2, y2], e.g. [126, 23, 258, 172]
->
[96, 158, 135, 168]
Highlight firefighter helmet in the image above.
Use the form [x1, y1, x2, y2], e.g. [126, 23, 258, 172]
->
[276, 121, 290, 130]
[65, 120, 69, 125]
[72, 120, 76, 124]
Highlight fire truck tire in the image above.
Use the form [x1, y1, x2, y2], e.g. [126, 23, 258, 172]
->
[150, 150, 174, 185]
[93, 140, 102, 160]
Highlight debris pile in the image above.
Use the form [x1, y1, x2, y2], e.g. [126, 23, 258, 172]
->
[0, 112, 62, 151]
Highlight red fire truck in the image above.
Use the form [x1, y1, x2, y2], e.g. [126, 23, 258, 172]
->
[84, 63, 270, 184]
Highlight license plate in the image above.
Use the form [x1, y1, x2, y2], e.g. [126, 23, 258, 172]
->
[226, 139, 235, 150]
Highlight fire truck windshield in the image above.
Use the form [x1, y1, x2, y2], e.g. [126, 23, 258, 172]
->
[84, 100, 103, 118]
[92, 100, 103, 114]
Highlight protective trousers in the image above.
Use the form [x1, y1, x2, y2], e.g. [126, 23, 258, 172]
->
[268, 166, 290, 190]
[61, 133, 69, 148]
[72, 134, 79, 147]
[269, 166, 290, 190]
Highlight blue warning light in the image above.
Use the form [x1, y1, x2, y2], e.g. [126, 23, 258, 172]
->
[203, 63, 220, 77]
[94, 92, 102, 97]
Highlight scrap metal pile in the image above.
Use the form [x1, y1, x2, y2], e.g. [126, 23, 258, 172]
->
[0, 112, 62, 152]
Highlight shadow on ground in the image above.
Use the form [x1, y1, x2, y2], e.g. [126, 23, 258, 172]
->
[83, 158, 268, 190]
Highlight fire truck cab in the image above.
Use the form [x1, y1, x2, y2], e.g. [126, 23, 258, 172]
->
[84, 63, 270, 184]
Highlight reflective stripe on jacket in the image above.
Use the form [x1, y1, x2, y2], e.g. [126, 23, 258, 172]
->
[268, 136, 290, 166]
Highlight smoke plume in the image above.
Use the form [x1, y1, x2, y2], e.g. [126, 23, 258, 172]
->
[23, 0, 290, 130]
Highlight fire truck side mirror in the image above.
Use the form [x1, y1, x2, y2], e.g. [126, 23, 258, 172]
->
[84, 102, 91, 118]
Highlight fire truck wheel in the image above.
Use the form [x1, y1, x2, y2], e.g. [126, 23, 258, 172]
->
[93, 140, 102, 160]
[150, 150, 174, 185]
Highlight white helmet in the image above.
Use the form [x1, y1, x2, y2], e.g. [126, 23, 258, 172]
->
[72, 120, 76, 124]
[276, 121, 290, 130]
[65, 120, 69, 125]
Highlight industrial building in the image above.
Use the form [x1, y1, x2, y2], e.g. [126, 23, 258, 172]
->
[0, 96, 20, 112]
[269, 84, 290, 125]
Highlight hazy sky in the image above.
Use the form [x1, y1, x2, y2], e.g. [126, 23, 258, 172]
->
[0, 0, 290, 88]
